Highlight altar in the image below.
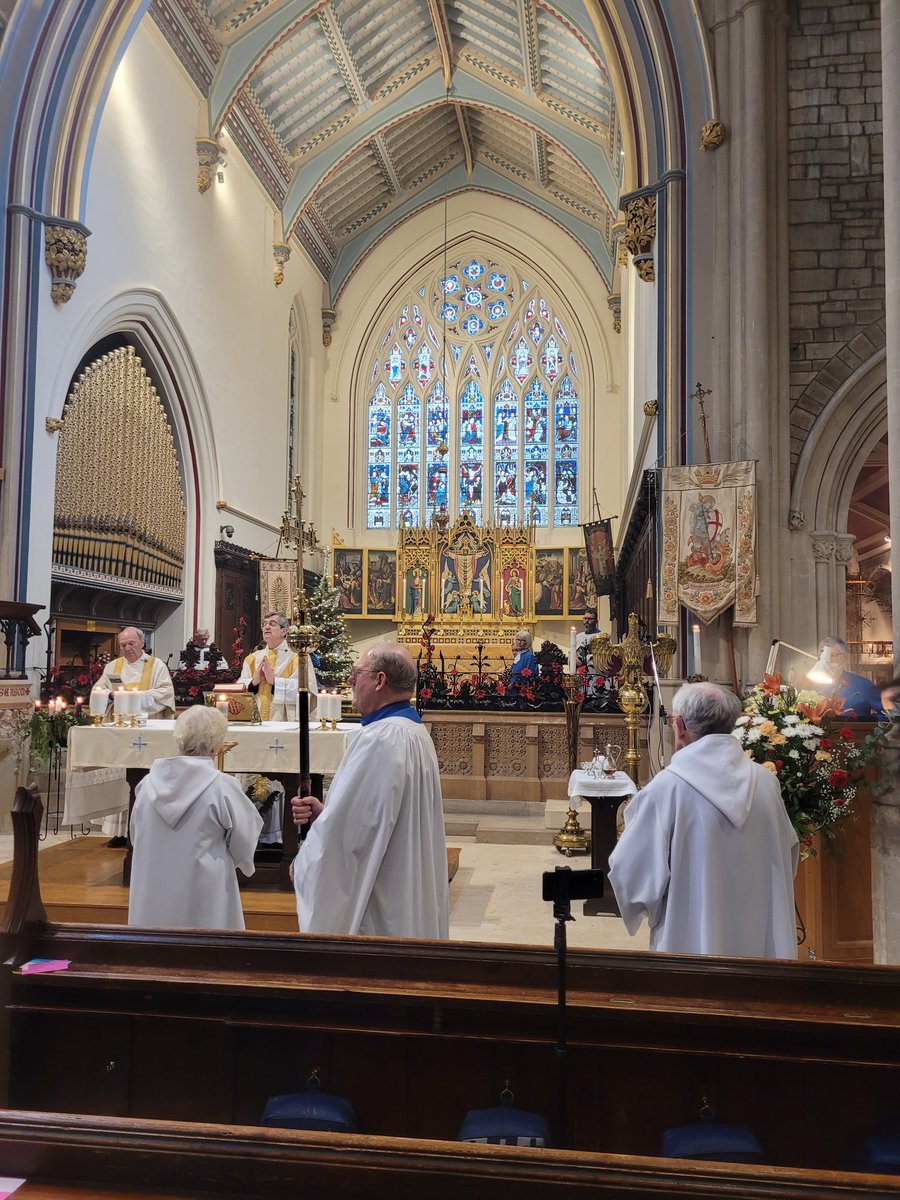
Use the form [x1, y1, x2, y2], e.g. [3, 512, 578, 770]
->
[67, 721, 360, 890]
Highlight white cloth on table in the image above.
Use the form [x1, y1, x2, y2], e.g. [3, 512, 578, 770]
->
[293, 713, 449, 938]
[239, 642, 318, 720]
[96, 653, 175, 716]
[128, 755, 263, 930]
[63, 766, 129, 826]
[567, 769, 637, 800]
[607, 734, 799, 959]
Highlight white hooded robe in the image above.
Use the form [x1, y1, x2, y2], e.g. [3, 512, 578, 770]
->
[608, 733, 799, 958]
[293, 710, 449, 938]
[128, 756, 263, 930]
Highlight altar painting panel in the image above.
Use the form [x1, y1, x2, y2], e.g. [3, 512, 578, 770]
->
[333, 549, 364, 616]
[535, 549, 564, 616]
[366, 550, 397, 616]
[405, 564, 430, 617]
[567, 548, 599, 615]
[500, 564, 526, 618]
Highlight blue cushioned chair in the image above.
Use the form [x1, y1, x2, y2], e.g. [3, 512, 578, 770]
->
[861, 1134, 900, 1175]
[260, 1070, 358, 1133]
[458, 1084, 551, 1148]
[661, 1100, 764, 1164]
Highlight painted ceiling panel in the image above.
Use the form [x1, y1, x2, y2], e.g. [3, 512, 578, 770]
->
[446, 0, 525, 83]
[175, 0, 621, 286]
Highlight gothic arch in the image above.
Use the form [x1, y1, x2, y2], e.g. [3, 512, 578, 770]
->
[42, 288, 220, 634]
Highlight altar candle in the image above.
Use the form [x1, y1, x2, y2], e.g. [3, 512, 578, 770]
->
[216, 695, 229, 719]
[89, 688, 108, 717]
[692, 623, 702, 675]
[34, 699, 41, 713]
[568, 626, 577, 674]
[57, 696, 65, 711]
[113, 688, 127, 717]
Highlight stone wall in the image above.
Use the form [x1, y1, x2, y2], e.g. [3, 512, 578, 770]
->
[787, 1, 884, 467]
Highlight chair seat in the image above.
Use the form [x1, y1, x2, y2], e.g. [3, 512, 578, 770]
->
[458, 1104, 550, 1148]
[260, 1089, 358, 1133]
[862, 1135, 900, 1175]
[661, 1121, 764, 1164]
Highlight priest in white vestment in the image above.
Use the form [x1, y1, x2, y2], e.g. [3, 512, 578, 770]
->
[608, 682, 799, 959]
[290, 643, 448, 939]
[128, 706, 263, 930]
[240, 611, 317, 720]
[96, 626, 175, 716]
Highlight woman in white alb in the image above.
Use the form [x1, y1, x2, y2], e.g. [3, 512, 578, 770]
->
[128, 706, 263, 929]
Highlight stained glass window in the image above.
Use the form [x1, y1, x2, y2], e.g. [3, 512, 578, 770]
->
[363, 256, 583, 529]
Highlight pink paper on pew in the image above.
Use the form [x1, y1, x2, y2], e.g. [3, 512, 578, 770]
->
[0, 1178, 26, 1197]
[19, 958, 70, 974]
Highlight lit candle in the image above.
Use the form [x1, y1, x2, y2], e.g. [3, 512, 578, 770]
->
[568, 626, 577, 674]
[57, 696, 65, 712]
[692, 623, 702, 676]
[89, 688, 108, 718]
[75, 696, 83, 708]
[216, 695, 229, 720]
[34, 699, 41, 713]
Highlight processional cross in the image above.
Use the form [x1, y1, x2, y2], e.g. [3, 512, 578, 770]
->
[280, 475, 318, 806]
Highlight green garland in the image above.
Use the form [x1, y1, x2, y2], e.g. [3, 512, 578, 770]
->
[29, 708, 91, 770]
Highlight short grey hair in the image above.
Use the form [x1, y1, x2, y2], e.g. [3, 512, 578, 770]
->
[514, 629, 533, 650]
[120, 626, 145, 645]
[367, 643, 417, 693]
[819, 636, 848, 655]
[264, 612, 289, 631]
[174, 706, 228, 756]
[671, 682, 742, 737]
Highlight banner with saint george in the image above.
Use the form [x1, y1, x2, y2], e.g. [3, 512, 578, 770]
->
[659, 460, 757, 627]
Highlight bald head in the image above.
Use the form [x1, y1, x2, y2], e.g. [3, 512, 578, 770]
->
[350, 643, 417, 716]
[118, 627, 145, 664]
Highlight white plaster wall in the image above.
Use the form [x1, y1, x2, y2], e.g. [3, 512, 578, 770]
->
[23, 18, 327, 671]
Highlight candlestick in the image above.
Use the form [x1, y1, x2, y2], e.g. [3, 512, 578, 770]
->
[692, 623, 702, 676]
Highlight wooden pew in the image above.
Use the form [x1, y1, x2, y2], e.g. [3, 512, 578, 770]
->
[3, 786, 900, 1189]
[2, 1110, 900, 1200]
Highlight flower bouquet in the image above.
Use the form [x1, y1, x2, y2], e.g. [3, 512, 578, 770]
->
[734, 673, 871, 858]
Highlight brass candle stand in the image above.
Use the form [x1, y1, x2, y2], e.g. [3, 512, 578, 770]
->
[553, 671, 590, 856]
[590, 613, 676, 784]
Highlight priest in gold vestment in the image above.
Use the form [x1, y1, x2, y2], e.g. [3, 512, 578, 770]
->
[240, 612, 318, 721]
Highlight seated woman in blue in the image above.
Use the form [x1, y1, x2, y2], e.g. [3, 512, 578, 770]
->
[509, 630, 538, 680]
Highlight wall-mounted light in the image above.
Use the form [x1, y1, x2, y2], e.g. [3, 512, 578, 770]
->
[220, 524, 234, 539]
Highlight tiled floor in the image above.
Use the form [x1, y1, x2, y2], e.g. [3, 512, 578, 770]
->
[0, 828, 649, 951]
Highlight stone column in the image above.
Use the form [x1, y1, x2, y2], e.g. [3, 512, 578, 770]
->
[874, 0, 900, 965]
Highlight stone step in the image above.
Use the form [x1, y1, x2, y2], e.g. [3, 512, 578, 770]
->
[474, 816, 553, 846]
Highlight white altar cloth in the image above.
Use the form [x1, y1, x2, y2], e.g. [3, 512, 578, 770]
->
[64, 721, 360, 825]
[567, 769, 638, 800]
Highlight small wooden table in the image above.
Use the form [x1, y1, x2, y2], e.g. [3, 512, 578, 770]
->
[567, 768, 637, 916]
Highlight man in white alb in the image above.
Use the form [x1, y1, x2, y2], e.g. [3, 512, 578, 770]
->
[96, 626, 175, 716]
[239, 611, 317, 721]
[290, 643, 448, 939]
[608, 681, 799, 958]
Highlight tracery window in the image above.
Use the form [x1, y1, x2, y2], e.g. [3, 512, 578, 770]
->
[364, 256, 581, 530]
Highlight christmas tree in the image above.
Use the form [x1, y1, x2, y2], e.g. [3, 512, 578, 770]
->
[308, 556, 354, 685]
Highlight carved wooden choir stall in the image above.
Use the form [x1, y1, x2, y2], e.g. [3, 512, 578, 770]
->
[2, 787, 900, 1199]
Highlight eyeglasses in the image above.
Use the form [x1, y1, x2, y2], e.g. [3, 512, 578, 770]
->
[348, 666, 378, 683]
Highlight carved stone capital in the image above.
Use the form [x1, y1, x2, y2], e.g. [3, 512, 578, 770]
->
[322, 307, 336, 348]
[643, 400, 658, 417]
[700, 119, 726, 151]
[196, 138, 226, 194]
[621, 194, 656, 283]
[834, 533, 857, 565]
[273, 242, 291, 286]
[810, 532, 836, 562]
[788, 509, 805, 531]
[44, 224, 87, 304]
[606, 293, 621, 334]
[45, 417, 63, 433]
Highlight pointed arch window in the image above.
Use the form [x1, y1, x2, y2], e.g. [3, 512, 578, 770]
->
[363, 256, 582, 529]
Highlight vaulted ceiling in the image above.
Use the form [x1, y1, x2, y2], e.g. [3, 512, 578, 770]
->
[152, 0, 623, 297]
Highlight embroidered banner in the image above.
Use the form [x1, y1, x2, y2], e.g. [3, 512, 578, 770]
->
[582, 519, 616, 596]
[659, 460, 757, 627]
